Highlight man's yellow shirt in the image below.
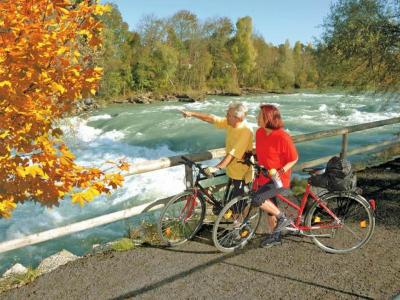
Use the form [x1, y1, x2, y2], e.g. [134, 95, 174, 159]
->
[214, 117, 254, 183]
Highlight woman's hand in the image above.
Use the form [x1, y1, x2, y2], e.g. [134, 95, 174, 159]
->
[268, 168, 281, 180]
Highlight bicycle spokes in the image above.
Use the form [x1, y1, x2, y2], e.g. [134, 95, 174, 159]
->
[306, 194, 375, 253]
[213, 196, 261, 252]
[158, 192, 205, 246]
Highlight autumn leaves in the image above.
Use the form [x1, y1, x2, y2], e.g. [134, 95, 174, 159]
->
[0, 1, 125, 218]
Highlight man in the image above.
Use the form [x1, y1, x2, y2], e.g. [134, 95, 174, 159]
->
[181, 102, 253, 204]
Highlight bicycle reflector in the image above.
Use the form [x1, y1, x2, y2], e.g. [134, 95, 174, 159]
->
[360, 220, 367, 228]
[165, 227, 172, 237]
[369, 199, 376, 210]
[240, 229, 249, 238]
[224, 209, 232, 219]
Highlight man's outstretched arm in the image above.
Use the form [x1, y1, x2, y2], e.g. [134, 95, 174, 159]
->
[181, 110, 216, 124]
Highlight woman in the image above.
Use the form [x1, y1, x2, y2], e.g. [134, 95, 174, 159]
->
[252, 104, 298, 248]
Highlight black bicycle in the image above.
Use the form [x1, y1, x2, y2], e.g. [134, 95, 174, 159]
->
[157, 156, 247, 246]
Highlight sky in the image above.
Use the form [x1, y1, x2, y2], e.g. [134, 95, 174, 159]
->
[106, 0, 336, 46]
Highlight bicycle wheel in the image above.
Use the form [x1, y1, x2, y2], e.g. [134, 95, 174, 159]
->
[305, 192, 375, 254]
[212, 195, 261, 253]
[158, 191, 206, 246]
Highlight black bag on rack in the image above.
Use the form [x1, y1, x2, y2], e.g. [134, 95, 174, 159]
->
[309, 156, 357, 192]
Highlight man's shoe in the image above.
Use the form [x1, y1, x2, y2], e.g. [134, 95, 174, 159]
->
[274, 215, 292, 232]
[260, 232, 282, 248]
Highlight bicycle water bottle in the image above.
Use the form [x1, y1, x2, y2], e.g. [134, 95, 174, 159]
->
[269, 168, 283, 189]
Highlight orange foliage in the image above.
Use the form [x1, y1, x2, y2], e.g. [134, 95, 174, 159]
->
[0, 0, 127, 218]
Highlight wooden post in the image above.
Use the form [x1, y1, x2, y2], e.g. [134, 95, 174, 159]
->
[185, 164, 194, 188]
[341, 132, 349, 159]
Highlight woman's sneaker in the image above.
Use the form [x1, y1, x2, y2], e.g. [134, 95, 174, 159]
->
[260, 232, 282, 248]
[274, 214, 291, 232]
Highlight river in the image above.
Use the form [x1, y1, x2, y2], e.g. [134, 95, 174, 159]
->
[0, 92, 399, 273]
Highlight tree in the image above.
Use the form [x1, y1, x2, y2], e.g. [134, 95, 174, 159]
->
[250, 35, 280, 90]
[168, 11, 206, 91]
[133, 15, 179, 92]
[98, 4, 135, 98]
[229, 17, 257, 86]
[204, 17, 238, 91]
[275, 40, 295, 89]
[318, 0, 400, 90]
[0, 0, 127, 218]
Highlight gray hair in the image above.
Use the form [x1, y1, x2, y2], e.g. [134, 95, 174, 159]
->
[228, 102, 248, 119]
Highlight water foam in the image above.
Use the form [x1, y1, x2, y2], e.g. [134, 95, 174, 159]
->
[87, 114, 112, 122]
[61, 116, 125, 145]
[319, 104, 328, 111]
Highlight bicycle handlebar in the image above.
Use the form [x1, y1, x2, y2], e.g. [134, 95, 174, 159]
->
[180, 156, 211, 178]
[238, 158, 269, 178]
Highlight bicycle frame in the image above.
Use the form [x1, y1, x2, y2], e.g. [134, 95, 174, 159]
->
[183, 159, 231, 209]
[274, 183, 342, 232]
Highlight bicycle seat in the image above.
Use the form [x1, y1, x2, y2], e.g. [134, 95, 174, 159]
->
[279, 189, 294, 197]
[302, 166, 325, 175]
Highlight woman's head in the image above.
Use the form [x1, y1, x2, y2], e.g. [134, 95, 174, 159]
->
[258, 104, 284, 129]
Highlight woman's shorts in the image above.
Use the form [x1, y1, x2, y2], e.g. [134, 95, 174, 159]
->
[251, 181, 288, 207]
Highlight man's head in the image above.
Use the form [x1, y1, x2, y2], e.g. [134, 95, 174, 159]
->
[226, 102, 248, 127]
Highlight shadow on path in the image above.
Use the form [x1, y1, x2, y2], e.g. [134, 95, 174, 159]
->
[221, 261, 374, 300]
[111, 251, 239, 299]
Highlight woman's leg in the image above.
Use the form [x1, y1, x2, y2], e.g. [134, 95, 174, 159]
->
[259, 199, 280, 216]
[252, 183, 290, 241]
[266, 214, 277, 233]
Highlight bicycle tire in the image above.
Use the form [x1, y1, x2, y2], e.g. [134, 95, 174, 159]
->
[212, 195, 261, 253]
[158, 191, 206, 246]
[305, 192, 375, 254]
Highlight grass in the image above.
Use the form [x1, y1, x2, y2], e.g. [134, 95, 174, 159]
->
[128, 221, 161, 245]
[0, 268, 39, 293]
[111, 238, 135, 252]
[291, 177, 308, 196]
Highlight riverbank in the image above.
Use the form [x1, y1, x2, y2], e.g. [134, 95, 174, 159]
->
[1, 158, 399, 299]
[97, 86, 331, 106]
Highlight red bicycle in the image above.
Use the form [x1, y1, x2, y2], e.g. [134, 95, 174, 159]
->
[212, 163, 376, 253]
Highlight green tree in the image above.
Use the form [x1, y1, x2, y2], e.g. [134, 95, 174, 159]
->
[98, 4, 134, 99]
[229, 17, 257, 86]
[132, 15, 179, 92]
[292, 41, 319, 88]
[204, 17, 238, 92]
[318, 0, 400, 90]
[275, 40, 295, 89]
[167, 11, 212, 92]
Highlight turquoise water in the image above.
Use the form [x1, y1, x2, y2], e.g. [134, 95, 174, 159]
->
[0, 93, 399, 273]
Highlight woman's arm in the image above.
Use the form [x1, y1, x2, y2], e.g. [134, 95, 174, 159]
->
[279, 157, 298, 175]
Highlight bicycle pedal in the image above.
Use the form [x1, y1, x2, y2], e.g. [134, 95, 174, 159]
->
[285, 226, 299, 232]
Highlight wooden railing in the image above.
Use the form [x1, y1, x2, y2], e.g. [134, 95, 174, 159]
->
[0, 117, 399, 254]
